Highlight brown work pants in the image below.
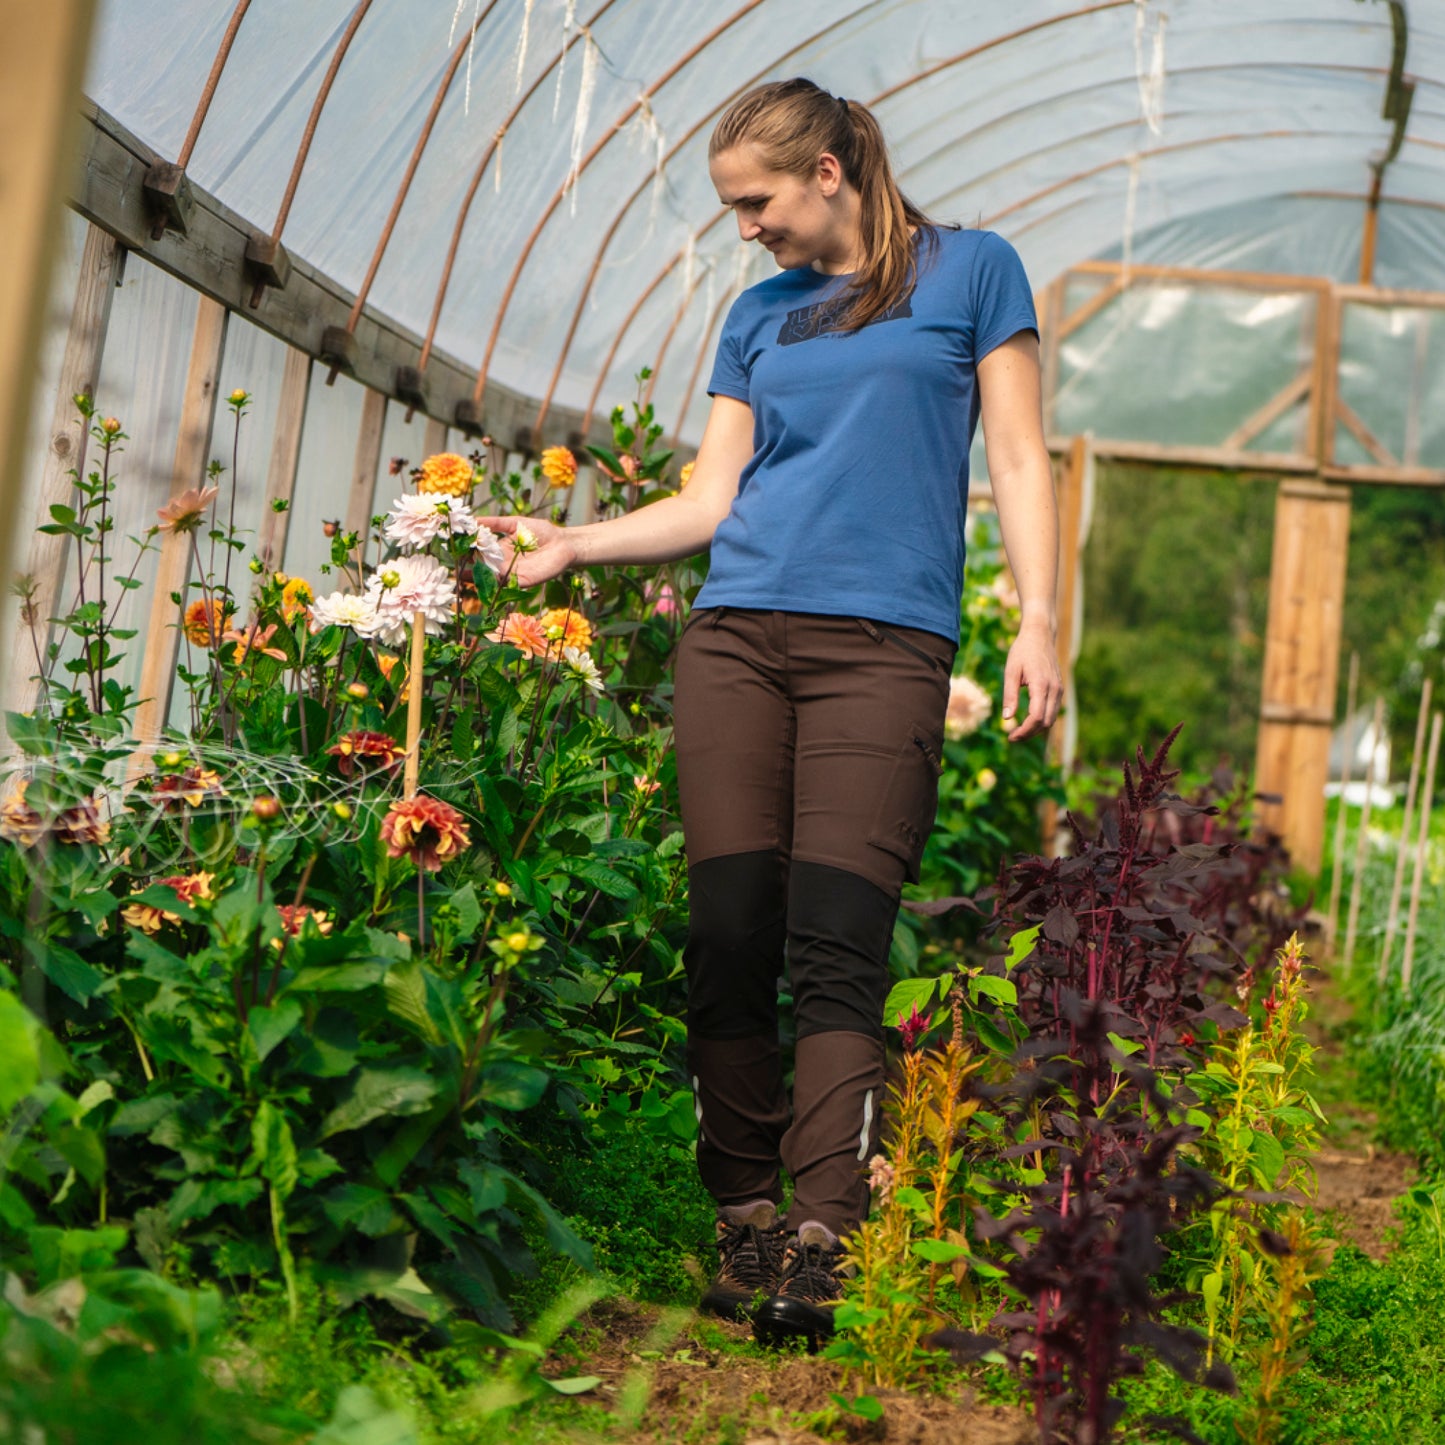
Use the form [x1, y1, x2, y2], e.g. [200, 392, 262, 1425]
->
[673, 607, 955, 1236]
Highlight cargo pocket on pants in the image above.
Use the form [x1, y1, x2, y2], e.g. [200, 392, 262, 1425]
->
[865, 722, 945, 885]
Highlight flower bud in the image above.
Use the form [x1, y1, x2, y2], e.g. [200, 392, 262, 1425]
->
[228, 389, 250, 406]
[380, 569, 401, 590]
[491, 880, 512, 898]
[100, 416, 122, 436]
[273, 572, 288, 587]
[505, 930, 530, 953]
[976, 768, 998, 793]
[248, 558, 264, 574]
[251, 794, 282, 822]
[322, 519, 340, 538]
[331, 801, 353, 822]
[346, 681, 369, 700]
[159, 750, 184, 769]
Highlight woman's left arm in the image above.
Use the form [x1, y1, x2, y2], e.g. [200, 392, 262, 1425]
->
[977, 330, 1062, 742]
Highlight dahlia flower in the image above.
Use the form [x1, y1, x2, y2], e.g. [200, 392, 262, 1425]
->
[327, 730, 404, 778]
[944, 674, 991, 740]
[149, 765, 226, 810]
[416, 452, 475, 497]
[0, 781, 45, 849]
[156, 485, 219, 534]
[679, 460, 695, 489]
[281, 577, 314, 624]
[539, 606, 594, 656]
[384, 493, 481, 548]
[0, 781, 103, 848]
[561, 646, 604, 695]
[473, 527, 508, 576]
[183, 597, 230, 647]
[539, 446, 577, 487]
[121, 871, 215, 934]
[223, 620, 288, 664]
[380, 793, 471, 872]
[308, 589, 380, 635]
[273, 904, 333, 947]
[486, 611, 550, 660]
[359, 554, 457, 648]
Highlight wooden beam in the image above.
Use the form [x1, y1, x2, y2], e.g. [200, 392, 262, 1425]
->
[1045, 437, 1316, 474]
[132, 298, 228, 749]
[0, 0, 98, 714]
[255, 345, 311, 573]
[1335, 282, 1445, 308]
[346, 389, 388, 572]
[1253, 478, 1352, 874]
[1222, 367, 1313, 451]
[1039, 278, 1065, 439]
[1069, 259, 1332, 294]
[1056, 277, 1126, 341]
[69, 101, 613, 454]
[1321, 463, 1445, 487]
[6, 223, 121, 720]
[1335, 397, 1398, 468]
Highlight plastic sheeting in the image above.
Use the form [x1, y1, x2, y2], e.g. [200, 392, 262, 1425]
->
[79, 0, 1445, 444]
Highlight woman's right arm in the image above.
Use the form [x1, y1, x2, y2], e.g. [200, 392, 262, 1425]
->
[477, 394, 754, 588]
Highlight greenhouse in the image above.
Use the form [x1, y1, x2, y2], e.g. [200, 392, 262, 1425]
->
[2, 1, 1443, 1440]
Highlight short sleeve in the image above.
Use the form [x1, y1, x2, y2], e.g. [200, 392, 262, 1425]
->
[969, 232, 1038, 364]
[707, 299, 751, 402]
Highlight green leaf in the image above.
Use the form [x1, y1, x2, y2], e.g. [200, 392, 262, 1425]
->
[251, 1100, 299, 1199]
[892, 1186, 930, 1217]
[970, 974, 1018, 1007]
[286, 962, 388, 992]
[248, 999, 302, 1062]
[569, 859, 638, 902]
[478, 1059, 549, 1112]
[36, 943, 106, 1004]
[450, 882, 482, 941]
[321, 1067, 439, 1139]
[311, 1385, 420, 1445]
[828, 1393, 884, 1421]
[545, 1376, 602, 1395]
[1248, 1129, 1286, 1187]
[0, 992, 42, 1112]
[322, 1182, 401, 1236]
[656, 830, 686, 859]
[912, 1239, 970, 1263]
[882, 977, 936, 1029]
[167, 1176, 265, 1228]
[384, 959, 443, 1045]
[1004, 924, 1041, 971]
[1106, 1031, 1143, 1057]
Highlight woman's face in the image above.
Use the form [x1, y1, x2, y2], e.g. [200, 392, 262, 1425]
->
[709, 143, 859, 275]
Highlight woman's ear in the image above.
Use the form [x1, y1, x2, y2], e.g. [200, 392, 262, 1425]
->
[815, 151, 844, 197]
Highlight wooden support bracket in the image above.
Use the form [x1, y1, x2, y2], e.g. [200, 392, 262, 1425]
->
[243, 231, 291, 294]
[142, 159, 196, 239]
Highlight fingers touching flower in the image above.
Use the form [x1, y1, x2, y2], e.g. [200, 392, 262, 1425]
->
[539, 446, 578, 488]
[384, 493, 481, 548]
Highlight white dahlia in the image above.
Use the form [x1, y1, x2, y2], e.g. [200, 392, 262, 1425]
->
[944, 673, 992, 740]
[383, 492, 481, 549]
[308, 589, 380, 635]
[473, 526, 508, 576]
[360, 554, 457, 648]
[561, 645, 604, 695]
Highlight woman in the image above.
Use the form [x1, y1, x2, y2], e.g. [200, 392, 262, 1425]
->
[482, 78, 1061, 1345]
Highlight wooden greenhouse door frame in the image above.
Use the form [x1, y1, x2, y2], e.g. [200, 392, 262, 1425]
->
[6, 223, 121, 720]
[255, 345, 313, 574]
[0, 0, 98, 714]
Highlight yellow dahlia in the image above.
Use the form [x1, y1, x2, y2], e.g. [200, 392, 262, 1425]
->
[0, 781, 46, 849]
[380, 794, 471, 873]
[486, 611, 550, 660]
[539, 446, 577, 488]
[281, 577, 314, 624]
[121, 871, 215, 934]
[183, 597, 230, 647]
[416, 452, 475, 498]
[150, 765, 226, 811]
[326, 729, 404, 778]
[539, 606, 593, 657]
[272, 904, 334, 948]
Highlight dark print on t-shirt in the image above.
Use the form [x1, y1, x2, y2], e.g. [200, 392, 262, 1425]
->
[775, 293, 913, 345]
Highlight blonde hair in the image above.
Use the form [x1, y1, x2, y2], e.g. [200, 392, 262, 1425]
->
[710, 77, 937, 332]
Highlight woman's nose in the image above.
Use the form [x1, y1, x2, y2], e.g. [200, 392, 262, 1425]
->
[737, 216, 761, 241]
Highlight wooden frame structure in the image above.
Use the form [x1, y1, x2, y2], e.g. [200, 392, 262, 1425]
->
[1040, 259, 1445, 873]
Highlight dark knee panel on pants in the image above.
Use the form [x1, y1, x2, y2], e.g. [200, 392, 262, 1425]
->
[787, 860, 900, 1040]
[684, 850, 788, 1039]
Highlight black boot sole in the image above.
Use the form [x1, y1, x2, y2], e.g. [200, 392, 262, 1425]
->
[752, 1293, 836, 1351]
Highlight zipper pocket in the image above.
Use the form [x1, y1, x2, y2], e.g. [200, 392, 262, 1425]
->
[856, 617, 947, 676]
[912, 733, 943, 775]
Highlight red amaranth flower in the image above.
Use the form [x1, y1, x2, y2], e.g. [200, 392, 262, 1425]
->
[327, 730, 404, 778]
[380, 794, 471, 873]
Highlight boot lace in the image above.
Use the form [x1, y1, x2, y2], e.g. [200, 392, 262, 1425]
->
[777, 1239, 844, 1304]
[718, 1220, 785, 1290]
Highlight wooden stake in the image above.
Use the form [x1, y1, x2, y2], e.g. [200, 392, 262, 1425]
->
[1326, 650, 1360, 948]
[255, 345, 311, 573]
[1401, 711, 1442, 996]
[345, 387, 388, 572]
[422, 416, 448, 457]
[1342, 696, 1385, 973]
[402, 610, 425, 800]
[1380, 677, 1432, 981]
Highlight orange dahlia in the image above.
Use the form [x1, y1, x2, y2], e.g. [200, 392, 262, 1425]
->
[539, 446, 577, 488]
[223, 620, 288, 664]
[272, 904, 334, 948]
[538, 606, 594, 657]
[416, 452, 475, 498]
[121, 871, 216, 934]
[183, 597, 230, 647]
[281, 577, 314, 624]
[380, 794, 471, 873]
[150, 765, 227, 811]
[0, 781, 46, 849]
[486, 611, 550, 660]
[326, 729, 404, 778]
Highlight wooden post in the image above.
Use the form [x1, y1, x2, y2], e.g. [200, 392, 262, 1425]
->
[1253, 478, 1352, 875]
[6, 223, 121, 721]
[1380, 677, 1432, 981]
[131, 297, 229, 749]
[422, 417, 448, 458]
[255, 345, 311, 573]
[1325, 650, 1360, 949]
[403, 611, 424, 800]
[0, 0, 99, 712]
[1401, 711, 1442, 996]
[346, 388, 388, 571]
[1341, 696, 1385, 973]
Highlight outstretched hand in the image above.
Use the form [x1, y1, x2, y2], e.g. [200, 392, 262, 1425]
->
[475, 514, 578, 590]
[1002, 619, 1062, 742]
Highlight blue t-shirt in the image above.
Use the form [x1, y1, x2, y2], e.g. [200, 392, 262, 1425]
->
[695, 227, 1036, 644]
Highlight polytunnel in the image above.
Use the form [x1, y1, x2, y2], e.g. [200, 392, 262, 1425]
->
[4, 0, 1445, 873]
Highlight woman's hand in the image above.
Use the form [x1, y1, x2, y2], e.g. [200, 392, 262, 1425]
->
[475, 514, 578, 589]
[1002, 616, 1062, 742]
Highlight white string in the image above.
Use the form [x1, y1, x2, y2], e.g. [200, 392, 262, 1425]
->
[631, 96, 667, 234]
[566, 30, 600, 216]
[513, 0, 536, 94]
[462, 0, 483, 116]
[554, 0, 578, 121]
[494, 131, 504, 194]
[681, 232, 697, 300]
[1133, 0, 1166, 138]
[447, 0, 468, 46]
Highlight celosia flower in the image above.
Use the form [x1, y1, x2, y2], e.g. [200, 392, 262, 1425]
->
[380, 794, 471, 872]
[156, 485, 219, 534]
[272, 904, 333, 949]
[183, 597, 230, 647]
[416, 452, 474, 497]
[473, 527, 508, 576]
[561, 646, 604, 695]
[539, 606, 594, 656]
[121, 871, 215, 934]
[150, 765, 226, 810]
[539, 446, 577, 488]
[679, 460, 695, 489]
[223, 620, 288, 664]
[281, 577, 314, 624]
[486, 611, 549, 660]
[359, 554, 457, 648]
[895, 1001, 929, 1052]
[384, 493, 481, 548]
[308, 589, 379, 635]
[0, 781, 46, 849]
[867, 1153, 896, 1201]
[944, 674, 991, 740]
[327, 729, 404, 778]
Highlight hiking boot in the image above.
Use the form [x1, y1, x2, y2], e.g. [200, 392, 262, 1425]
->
[699, 1199, 787, 1322]
[752, 1222, 850, 1348]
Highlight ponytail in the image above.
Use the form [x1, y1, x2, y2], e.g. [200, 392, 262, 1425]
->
[710, 78, 937, 332]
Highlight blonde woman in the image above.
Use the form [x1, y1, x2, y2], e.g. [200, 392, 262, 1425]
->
[483, 77, 1060, 1345]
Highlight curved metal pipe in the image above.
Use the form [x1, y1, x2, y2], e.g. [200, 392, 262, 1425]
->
[175, 0, 254, 169]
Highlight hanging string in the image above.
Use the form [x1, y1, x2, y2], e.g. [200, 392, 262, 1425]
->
[633, 95, 667, 233]
[1133, 0, 1166, 137]
[494, 127, 506, 193]
[461, 0, 484, 115]
[681, 231, 697, 300]
[513, 0, 537, 93]
[554, 0, 578, 119]
[566, 29, 600, 216]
